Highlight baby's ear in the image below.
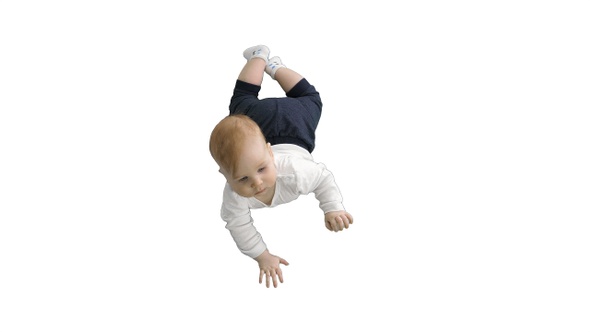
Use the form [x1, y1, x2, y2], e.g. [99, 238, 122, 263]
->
[266, 142, 274, 158]
[218, 167, 229, 179]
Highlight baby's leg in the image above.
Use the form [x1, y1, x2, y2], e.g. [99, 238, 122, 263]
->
[266, 57, 304, 93]
[237, 45, 270, 86]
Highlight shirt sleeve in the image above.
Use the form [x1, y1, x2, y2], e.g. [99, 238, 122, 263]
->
[220, 184, 267, 259]
[295, 159, 346, 213]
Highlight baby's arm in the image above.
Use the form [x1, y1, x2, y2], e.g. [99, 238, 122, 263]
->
[297, 160, 354, 232]
[221, 185, 289, 287]
[221, 204, 267, 259]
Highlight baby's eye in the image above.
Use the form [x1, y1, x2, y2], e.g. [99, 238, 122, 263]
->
[239, 177, 248, 182]
[258, 167, 266, 173]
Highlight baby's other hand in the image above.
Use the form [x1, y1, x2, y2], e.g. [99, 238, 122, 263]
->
[324, 210, 353, 232]
[254, 250, 289, 288]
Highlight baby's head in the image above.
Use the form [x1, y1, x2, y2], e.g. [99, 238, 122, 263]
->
[209, 114, 277, 199]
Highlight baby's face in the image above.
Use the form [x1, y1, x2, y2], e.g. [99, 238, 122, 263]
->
[223, 138, 277, 201]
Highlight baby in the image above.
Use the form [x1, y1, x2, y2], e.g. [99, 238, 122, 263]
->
[209, 45, 353, 288]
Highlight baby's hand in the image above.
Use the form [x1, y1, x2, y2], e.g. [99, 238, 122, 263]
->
[254, 250, 289, 288]
[325, 210, 353, 232]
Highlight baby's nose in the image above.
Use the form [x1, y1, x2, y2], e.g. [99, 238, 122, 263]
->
[252, 177, 263, 187]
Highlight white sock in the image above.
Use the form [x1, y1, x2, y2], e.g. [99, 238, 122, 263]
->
[243, 45, 270, 63]
[265, 56, 286, 79]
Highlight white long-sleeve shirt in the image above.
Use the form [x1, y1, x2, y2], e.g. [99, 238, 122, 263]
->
[220, 144, 346, 258]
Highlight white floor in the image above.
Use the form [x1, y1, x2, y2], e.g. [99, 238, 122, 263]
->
[2, 1, 589, 331]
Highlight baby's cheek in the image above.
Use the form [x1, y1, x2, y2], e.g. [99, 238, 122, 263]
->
[238, 186, 254, 197]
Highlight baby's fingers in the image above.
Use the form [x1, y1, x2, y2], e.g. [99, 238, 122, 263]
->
[277, 267, 284, 285]
[346, 212, 354, 225]
[272, 270, 280, 288]
[332, 217, 342, 231]
[327, 218, 340, 232]
[340, 215, 352, 229]
[259, 269, 271, 287]
[266, 271, 272, 288]
[279, 257, 290, 266]
[336, 213, 354, 230]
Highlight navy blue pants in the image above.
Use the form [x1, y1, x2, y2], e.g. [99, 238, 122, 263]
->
[229, 78, 322, 153]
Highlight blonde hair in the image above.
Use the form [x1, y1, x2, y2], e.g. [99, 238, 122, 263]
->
[209, 114, 266, 176]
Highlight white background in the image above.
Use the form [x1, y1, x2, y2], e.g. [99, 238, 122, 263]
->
[1, 1, 589, 331]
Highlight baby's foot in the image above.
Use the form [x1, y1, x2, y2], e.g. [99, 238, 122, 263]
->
[265, 56, 286, 79]
[243, 45, 270, 63]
